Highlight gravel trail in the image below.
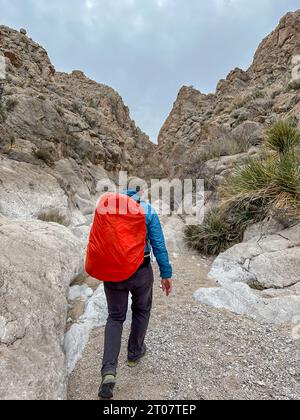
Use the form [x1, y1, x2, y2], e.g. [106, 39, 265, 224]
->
[68, 217, 300, 401]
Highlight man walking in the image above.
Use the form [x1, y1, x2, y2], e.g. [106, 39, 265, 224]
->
[86, 188, 173, 399]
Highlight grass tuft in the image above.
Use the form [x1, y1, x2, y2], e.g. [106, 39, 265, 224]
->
[38, 210, 70, 226]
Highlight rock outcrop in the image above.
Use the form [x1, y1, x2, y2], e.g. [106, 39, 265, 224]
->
[0, 217, 84, 400]
[153, 10, 300, 180]
[0, 25, 154, 173]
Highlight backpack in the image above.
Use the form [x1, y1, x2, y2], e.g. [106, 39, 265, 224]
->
[85, 193, 147, 282]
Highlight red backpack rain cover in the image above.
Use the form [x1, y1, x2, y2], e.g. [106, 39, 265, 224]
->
[85, 193, 147, 282]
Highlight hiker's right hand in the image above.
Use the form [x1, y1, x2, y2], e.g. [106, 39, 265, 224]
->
[161, 279, 173, 297]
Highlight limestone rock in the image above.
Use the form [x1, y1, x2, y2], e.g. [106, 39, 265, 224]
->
[194, 283, 300, 325]
[210, 224, 300, 290]
[64, 285, 108, 374]
[0, 217, 84, 400]
[194, 224, 300, 324]
[0, 156, 69, 220]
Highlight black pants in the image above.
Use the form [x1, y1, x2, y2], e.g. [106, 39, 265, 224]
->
[101, 263, 154, 377]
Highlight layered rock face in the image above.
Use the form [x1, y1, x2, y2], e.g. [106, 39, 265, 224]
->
[0, 25, 154, 173]
[0, 25, 155, 224]
[154, 10, 300, 179]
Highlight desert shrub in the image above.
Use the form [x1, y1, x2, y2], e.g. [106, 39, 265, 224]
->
[184, 199, 266, 256]
[5, 98, 18, 112]
[224, 156, 300, 218]
[185, 210, 237, 256]
[288, 79, 300, 91]
[71, 102, 82, 114]
[224, 157, 274, 196]
[231, 89, 265, 111]
[54, 105, 64, 117]
[225, 198, 267, 229]
[38, 210, 70, 226]
[270, 88, 283, 99]
[85, 115, 97, 129]
[33, 148, 54, 166]
[89, 99, 98, 109]
[9, 135, 16, 149]
[193, 136, 251, 166]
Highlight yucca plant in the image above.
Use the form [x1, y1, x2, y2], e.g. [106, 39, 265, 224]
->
[265, 120, 300, 155]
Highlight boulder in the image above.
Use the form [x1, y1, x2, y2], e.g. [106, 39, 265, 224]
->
[249, 247, 300, 289]
[231, 121, 264, 145]
[210, 224, 300, 290]
[273, 93, 300, 113]
[243, 219, 285, 242]
[68, 285, 94, 302]
[194, 224, 300, 325]
[64, 285, 108, 374]
[0, 217, 84, 400]
[194, 283, 300, 325]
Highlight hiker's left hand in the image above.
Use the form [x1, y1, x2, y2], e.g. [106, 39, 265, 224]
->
[161, 279, 173, 296]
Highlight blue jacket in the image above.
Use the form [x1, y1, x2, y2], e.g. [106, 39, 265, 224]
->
[123, 190, 173, 279]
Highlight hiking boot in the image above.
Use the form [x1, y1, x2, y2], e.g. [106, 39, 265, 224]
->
[98, 374, 116, 399]
[127, 345, 147, 368]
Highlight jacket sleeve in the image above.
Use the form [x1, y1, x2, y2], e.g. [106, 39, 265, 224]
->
[148, 209, 173, 279]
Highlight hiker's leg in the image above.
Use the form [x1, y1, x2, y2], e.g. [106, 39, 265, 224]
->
[102, 283, 129, 377]
[128, 265, 154, 361]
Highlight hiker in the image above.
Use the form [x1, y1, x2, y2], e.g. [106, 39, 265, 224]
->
[86, 188, 173, 399]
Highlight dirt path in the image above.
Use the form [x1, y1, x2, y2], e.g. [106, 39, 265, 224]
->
[68, 217, 300, 401]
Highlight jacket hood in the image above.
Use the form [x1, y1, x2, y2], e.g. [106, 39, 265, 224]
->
[122, 189, 141, 202]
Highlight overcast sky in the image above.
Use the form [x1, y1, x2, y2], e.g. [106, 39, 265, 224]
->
[0, 0, 299, 141]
